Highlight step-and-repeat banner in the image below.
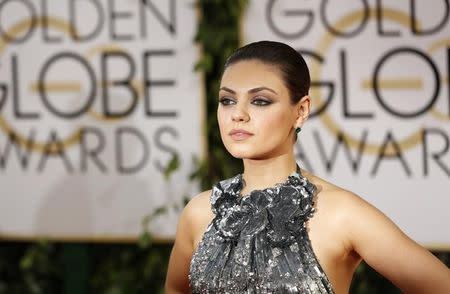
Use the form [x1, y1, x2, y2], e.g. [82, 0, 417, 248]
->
[1, 0, 449, 246]
[244, 0, 450, 247]
[0, 0, 203, 240]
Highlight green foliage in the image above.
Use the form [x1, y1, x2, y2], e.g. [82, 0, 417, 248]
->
[0, 1, 449, 294]
[350, 261, 402, 294]
[0, 241, 62, 294]
[163, 153, 180, 180]
[192, 0, 249, 190]
[89, 243, 171, 294]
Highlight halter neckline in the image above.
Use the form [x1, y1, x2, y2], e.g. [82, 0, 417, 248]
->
[237, 164, 303, 199]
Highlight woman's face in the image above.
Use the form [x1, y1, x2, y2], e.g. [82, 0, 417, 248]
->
[217, 60, 308, 160]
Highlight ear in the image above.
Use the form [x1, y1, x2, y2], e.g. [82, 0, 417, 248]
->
[294, 95, 311, 128]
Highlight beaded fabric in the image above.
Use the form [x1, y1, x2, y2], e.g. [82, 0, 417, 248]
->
[189, 165, 335, 293]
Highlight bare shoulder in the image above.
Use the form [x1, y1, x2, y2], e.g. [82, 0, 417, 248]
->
[302, 169, 411, 250]
[177, 189, 215, 247]
[184, 189, 212, 213]
[301, 169, 386, 249]
[301, 169, 368, 217]
[182, 189, 214, 225]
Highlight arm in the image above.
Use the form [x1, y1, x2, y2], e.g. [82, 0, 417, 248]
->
[341, 191, 450, 294]
[165, 201, 195, 294]
[165, 191, 211, 294]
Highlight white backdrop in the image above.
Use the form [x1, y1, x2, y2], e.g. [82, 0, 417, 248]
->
[1, 0, 449, 246]
[0, 0, 203, 240]
[243, 0, 450, 248]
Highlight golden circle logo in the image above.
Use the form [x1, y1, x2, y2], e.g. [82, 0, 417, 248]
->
[0, 16, 146, 154]
[0, 16, 82, 154]
[308, 7, 449, 156]
[428, 38, 450, 122]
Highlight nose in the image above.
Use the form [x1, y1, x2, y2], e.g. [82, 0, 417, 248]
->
[231, 103, 250, 122]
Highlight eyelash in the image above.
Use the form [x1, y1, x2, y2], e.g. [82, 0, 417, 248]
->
[253, 98, 272, 106]
[218, 97, 272, 106]
[218, 97, 233, 106]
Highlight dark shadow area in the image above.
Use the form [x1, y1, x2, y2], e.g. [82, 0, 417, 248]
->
[0, 241, 448, 294]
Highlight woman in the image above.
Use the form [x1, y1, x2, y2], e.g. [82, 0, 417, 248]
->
[165, 41, 450, 293]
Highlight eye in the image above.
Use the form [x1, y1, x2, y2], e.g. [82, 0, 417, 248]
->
[252, 97, 272, 106]
[218, 97, 236, 106]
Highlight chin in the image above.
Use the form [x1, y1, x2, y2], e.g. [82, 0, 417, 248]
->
[224, 144, 253, 158]
[225, 139, 291, 160]
[225, 145, 273, 160]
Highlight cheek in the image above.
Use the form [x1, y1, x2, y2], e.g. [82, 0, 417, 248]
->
[217, 108, 227, 131]
[255, 108, 292, 136]
[217, 108, 232, 144]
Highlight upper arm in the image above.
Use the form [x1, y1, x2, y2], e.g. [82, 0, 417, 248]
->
[341, 191, 450, 293]
[165, 190, 211, 294]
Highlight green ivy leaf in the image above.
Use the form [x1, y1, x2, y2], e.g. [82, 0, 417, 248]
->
[163, 153, 180, 180]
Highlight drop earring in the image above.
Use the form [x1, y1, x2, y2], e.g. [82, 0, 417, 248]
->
[294, 127, 301, 141]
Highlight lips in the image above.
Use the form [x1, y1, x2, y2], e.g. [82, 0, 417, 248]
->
[229, 129, 253, 141]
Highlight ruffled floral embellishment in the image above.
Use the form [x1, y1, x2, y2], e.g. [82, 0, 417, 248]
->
[211, 171, 317, 246]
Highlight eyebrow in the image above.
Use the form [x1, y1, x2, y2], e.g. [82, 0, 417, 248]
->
[219, 86, 278, 95]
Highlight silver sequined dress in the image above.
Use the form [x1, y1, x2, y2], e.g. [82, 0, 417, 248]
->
[189, 166, 335, 293]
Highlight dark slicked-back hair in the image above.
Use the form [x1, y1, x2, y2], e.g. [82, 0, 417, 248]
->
[223, 40, 310, 104]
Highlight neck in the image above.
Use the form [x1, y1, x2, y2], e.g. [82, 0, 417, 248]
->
[241, 152, 298, 195]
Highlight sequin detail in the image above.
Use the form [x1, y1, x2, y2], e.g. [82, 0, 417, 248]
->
[189, 167, 335, 293]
